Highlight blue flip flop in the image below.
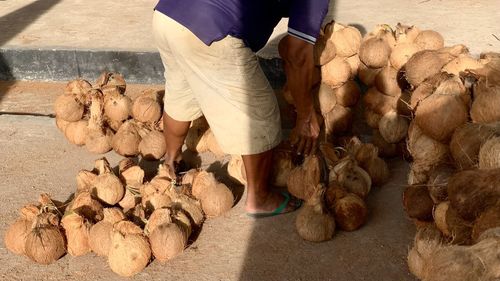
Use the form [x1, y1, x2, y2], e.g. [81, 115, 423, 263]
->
[246, 191, 302, 218]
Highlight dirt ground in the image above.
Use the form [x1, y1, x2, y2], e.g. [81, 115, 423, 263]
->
[0, 82, 417, 281]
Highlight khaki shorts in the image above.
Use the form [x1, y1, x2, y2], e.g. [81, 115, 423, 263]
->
[152, 11, 281, 155]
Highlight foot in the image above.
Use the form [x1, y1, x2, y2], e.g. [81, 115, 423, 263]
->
[245, 190, 301, 217]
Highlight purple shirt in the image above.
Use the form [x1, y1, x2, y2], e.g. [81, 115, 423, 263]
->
[155, 0, 329, 52]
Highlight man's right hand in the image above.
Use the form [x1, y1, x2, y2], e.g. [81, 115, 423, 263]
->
[290, 110, 320, 156]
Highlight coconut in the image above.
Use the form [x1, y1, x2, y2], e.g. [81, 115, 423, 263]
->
[295, 186, 335, 242]
[402, 185, 434, 221]
[89, 207, 125, 256]
[119, 158, 144, 186]
[346, 54, 361, 76]
[442, 54, 484, 76]
[95, 72, 126, 94]
[316, 83, 337, 114]
[414, 30, 444, 50]
[472, 204, 500, 242]
[149, 222, 187, 262]
[325, 181, 347, 209]
[314, 33, 336, 66]
[198, 183, 234, 217]
[103, 88, 131, 122]
[141, 184, 172, 214]
[358, 62, 382, 86]
[321, 57, 352, 88]
[350, 141, 378, 164]
[410, 72, 448, 110]
[414, 91, 468, 143]
[144, 207, 172, 235]
[448, 168, 500, 221]
[390, 43, 422, 71]
[270, 148, 295, 187]
[181, 168, 200, 186]
[478, 136, 500, 169]
[119, 186, 142, 212]
[330, 24, 362, 57]
[191, 170, 218, 199]
[363, 25, 396, 48]
[333, 193, 368, 231]
[54, 93, 85, 122]
[359, 36, 391, 68]
[407, 122, 449, 170]
[93, 158, 125, 205]
[61, 211, 91, 256]
[138, 126, 166, 160]
[374, 66, 401, 97]
[433, 201, 472, 244]
[394, 23, 420, 44]
[427, 164, 453, 203]
[55, 117, 70, 133]
[64, 79, 92, 96]
[4, 204, 39, 255]
[378, 111, 408, 144]
[404, 50, 453, 87]
[407, 224, 445, 280]
[287, 155, 321, 201]
[185, 117, 210, 153]
[171, 193, 205, 227]
[202, 128, 225, 158]
[108, 221, 151, 277]
[470, 77, 500, 123]
[25, 213, 66, 264]
[112, 119, 141, 156]
[363, 87, 398, 115]
[371, 129, 398, 157]
[333, 80, 361, 107]
[132, 89, 162, 123]
[324, 105, 353, 135]
[396, 90, 412, 116]
[364, 108, 382, 129]
[69, 190, 104, 222]
[451, 123, 500, 170]
[76, 169, 97, 193]
[319, 142, 340, 168]
[85, 90, 113, 154]
[361, 156, 390, 186]
[64, 119, 88, 146]
[227, 155, 247, 185]
[331, 157, 372, 199]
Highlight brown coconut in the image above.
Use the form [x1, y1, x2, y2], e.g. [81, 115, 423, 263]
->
[470, 77, 500, 123]
[295, 186, 335, 242]
[433, 201, 472, 244]
[149, 222, 187, 262]
[442, 54, 484, 76]
[198, 183, 234, 218]
[171, 193, 205, 227]
[112, 119, 141, 156]
[132, 89, 162, 123]
[4, 204, 39, 255]
[359, 36, 391, 68]
[89, 207, 125, 256]
[103, 88, 131, 122]
[330, 24, 362, 57]
[405, 50, 454, 87]
[227, 155, 247, 185]
[54, 94, 85, 122]
[191, 170, 218, 199]
[76, 169, 97, 193]
[85, 90, 113, 154]
[64, 79, 92, 96]
[472, 204, 500, 242]
[95, 72, 126, 94]
[407, 122, 449, 168]
[138, 127, 166, 160]
[448, 168, 500, 221]
[314, 33, 336, 66]
[361, 156, 390, 187]
[69, 190, 104, 222]
[371, 129, 398, 157]
[319, 142, 340, 168]
[364, 108, 382, 129]
[61, 212, 91, 256]
[141, 184, 172, 214]
[271, 148, 295, 187]
[410, 72, 448, 110]
[375, 66, 401, 97]
[25, 213, 66, 265]
[185, 117, 210, 153]
[64, 119, 88, 146]
[287, 155, 321, 201]
[378, 111, 409, 144]
[394, 23, 420, 44]
[396, 90, 412, 116]
[427, 164, 454, 203]
[407, 224, 445, 280]
[324, 105, 353, 135]
[333, 193, 368, 231]
[331, 157, 372, 199]
[346, 54, 361, 77]
[321, 57, 352, 88]
[316, 83, 337, 114]
[358, 62, 382, 86]
[363, 87, 399, 115]
[414, 30, 444, 50]
[402, 184, 434, 221]
[479, 136, 500, 169]
[93, 158, 125, 205]
[390, 43, 422, 71]
[108, 221, 151, 277]
[333, 80, 361, 107]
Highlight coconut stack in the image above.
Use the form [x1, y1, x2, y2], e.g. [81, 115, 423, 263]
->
[184, 116, 226, 159]
[3, 156, 238, 277]
[54, 72, 167, 160]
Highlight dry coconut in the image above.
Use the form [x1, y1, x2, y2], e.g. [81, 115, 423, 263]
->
[55, 117, 70, 133]
[404, 50, 453, 87]
[112, 119, 141, 156]
[321, 57, 352, 88]
[378, 111, 409, 144]
[442, 54, 484, 76]
[333, 80, 361, 107]
[144, 207, 172, 235]
[330, 24, 362, 57]
[64, 79, 92, 96]
[396, 90, 412, 117]
[472, 204, 500, 242]
[324, 105, 353, 135]
[85, 90, 113, 154]
[95, 72, 126, 94]
[360, 155, 390, 187]
[270, 147, 295, 187]
[149, 221, 187, 262]
[138, 126, 166, 160]
[316, 83, 337, 114]
[448, 168, 500, 221]
[108, 221, 151, 277]
[191, 170, 218, 199]
[478, 136, 500, 169]
[433, 201, 472, 244]
[359, 36, 391, 68]
[89, 207, 125, 256]
[69, 190, 104, 222]
[170, 193, 205, 227]
[295, 185, 335, 242]
[25, 212, 66, 265]
[64, 119, 88, 146]
[61, 211, 91, 256]
[470, 77, 500, 123]
[198, 183, 234, 217]
[390, 43, 422, 71]
[314, 30, 336, 66]
[331, 157, 372, 199]
[287, 155, 321, 201]
[103, 87, 131, 122]
[54, 94, 84, 122]
[92, 158, 125, 205]
[409, 72, 447, 110]
[427, 164, 454, 204]
[402, 184, 434, 221]
[345, 54, 361, 76]
[185, 118, 210, 153]
[132, 89, 162, 123]
[371, 129, 398, 158]
[4, 204, 39, 255]
[394, 23, 420, 44]
[227, 155, 247, 185]
[364, 108, 382, 129]
[76, 169, 97, 193]
[374, 66, 401, 97]
[358, 62, 382, 86]
[407, 224, 445, 280]
[363, 87, 399, 115]
[407, 122, 449, 172]
[414, 30, 444, 51]
[333, 193, 368, 231]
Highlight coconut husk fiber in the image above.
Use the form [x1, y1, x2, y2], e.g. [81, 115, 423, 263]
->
[407, 224, 445, 280]
[403, 184, 434, 221]
[433, 201, 472, 245]
[470, 76, 500, 123]
[287, 155, 321, 201]
[427, 164, 454, 204]
[472, 203, 500, 242]
[479, 136, 500, 169]
[363, 87, 399, 116]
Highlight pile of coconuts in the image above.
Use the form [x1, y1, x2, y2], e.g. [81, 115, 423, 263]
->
[282, 20, 363, 139]
[228, 137, 390, 242]
[4, 157, 235, 277]
[54, 72, 167, 160]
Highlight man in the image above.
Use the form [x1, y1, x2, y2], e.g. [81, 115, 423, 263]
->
[152, 0, 329, 217]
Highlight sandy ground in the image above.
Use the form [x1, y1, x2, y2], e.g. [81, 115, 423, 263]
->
[0, 81, 417, 280]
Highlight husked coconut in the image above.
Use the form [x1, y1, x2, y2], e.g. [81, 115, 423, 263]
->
[333, 80, 361, 107]
[378, 111, 409, 144]
[414, 30, 444, 50]
[89, 208, 125, 256]
[321, 57, 352, 88]
[132, 89, 162, 123]
[394, 23, 420, 44]
[287, 155, 321, 201]
[403, 184, 434, 221]
[433, 201, 472, 244]
[375, 66, 402, 97]
[358, 62, 382, 86]
[295, 185, 335, 242]
[85, 90, 113, 154]
[330, 24, 362, 57]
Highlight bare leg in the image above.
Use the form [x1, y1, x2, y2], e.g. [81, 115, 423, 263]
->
[162, 112, 191, 172]
[243, 149, 299, 213]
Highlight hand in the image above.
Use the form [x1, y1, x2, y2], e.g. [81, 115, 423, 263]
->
[290, 110, 321, 156]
